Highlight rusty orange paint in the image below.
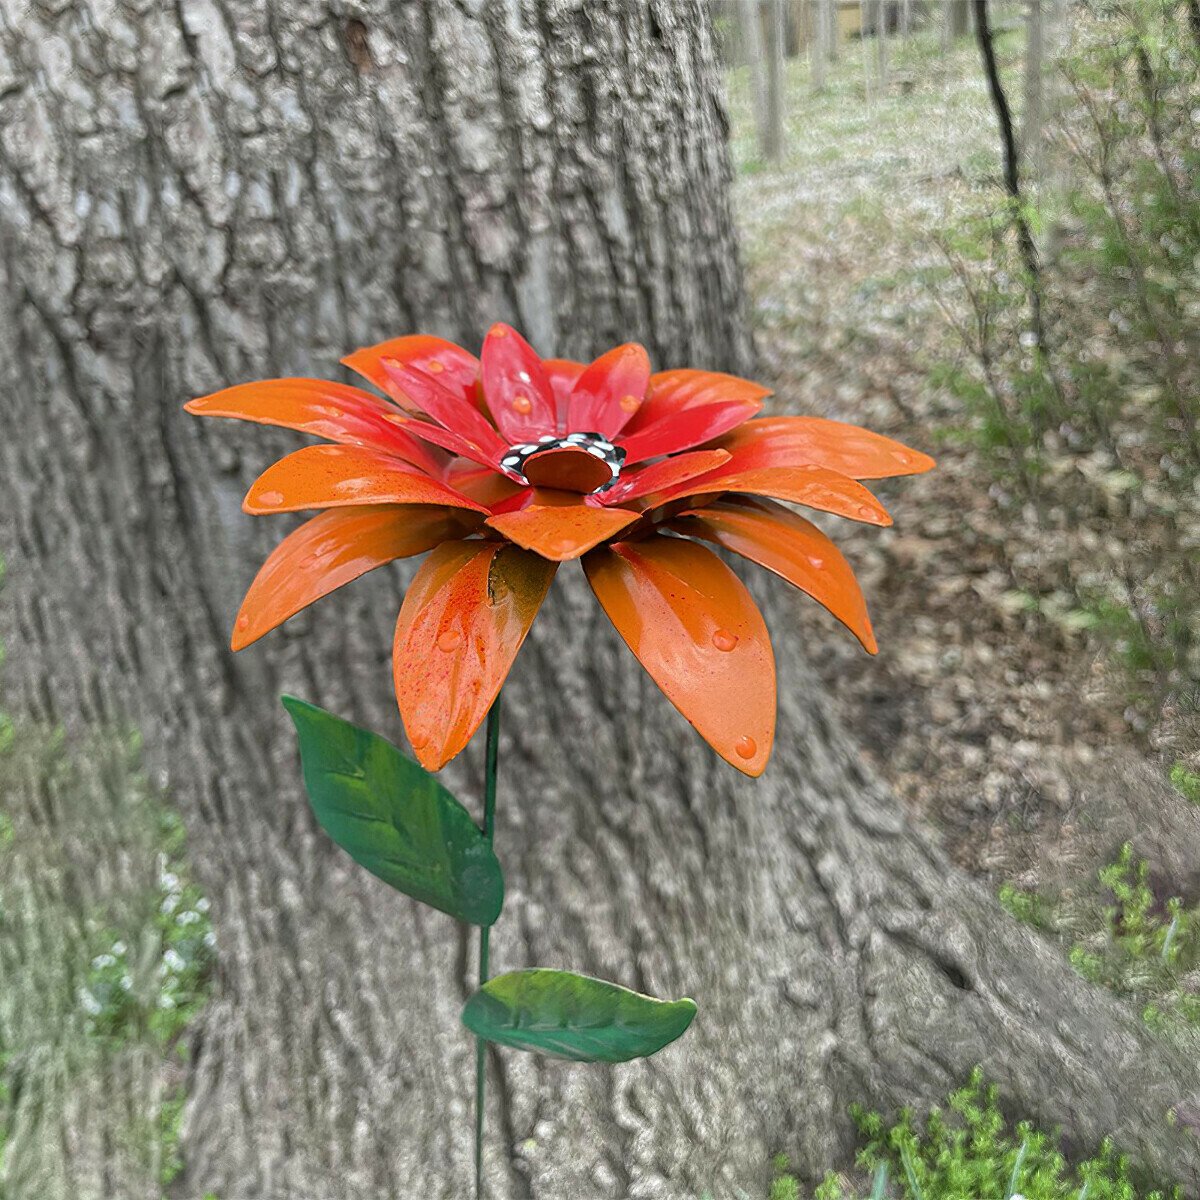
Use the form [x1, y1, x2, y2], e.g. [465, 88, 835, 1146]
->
[243, 444, 489, 515]
[715, 416, 935, 480]
[394, 541, 556, 770]
[583, 535, 776, 776]
[486, 495, 640, 561]
[232, 505, 481, 651]
[669, 497, 877, 654]
[185, 378, 444, 475]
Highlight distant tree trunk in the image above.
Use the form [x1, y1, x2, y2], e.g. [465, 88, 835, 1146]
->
[811, 0, 829, 89]
[2, 2, 1200, 1200]
[876, 0, 890, 87]
[1022, 0, 1045, 177]
[765, 0, 788, 157]
[947, 0, 971, 42]
[827, 0, 842, 60]
[743, 0, 786, 161]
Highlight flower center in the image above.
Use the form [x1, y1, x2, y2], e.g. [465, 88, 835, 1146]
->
[500, 433, 626, 494]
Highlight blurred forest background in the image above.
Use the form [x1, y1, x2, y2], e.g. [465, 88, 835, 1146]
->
[1, 2, 1199, 1198]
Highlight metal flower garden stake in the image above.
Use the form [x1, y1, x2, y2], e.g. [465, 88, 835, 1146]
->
[187, 324, 932, 1194]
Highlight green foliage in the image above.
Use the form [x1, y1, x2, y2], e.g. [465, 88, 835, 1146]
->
[283, 696, 505, 926]
[77, 810, 215, 1046]
[849, 1070, 1179, 1200]
[998, 882, 1056, 932]
[1168, 762, 1200, 805]
[461, 969, 696, 1063]
[927, 0, 1200, 731]
[1003, 845, 1200, 1030]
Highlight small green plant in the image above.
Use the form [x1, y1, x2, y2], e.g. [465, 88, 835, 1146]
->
[1169, 762, 1200, 805]
[78, 811, 215, 1047]
[1002, 845, 1200, 1030]
[847, 1069, 1179, 1199]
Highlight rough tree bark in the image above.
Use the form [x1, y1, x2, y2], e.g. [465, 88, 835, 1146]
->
[1, 2, 1198, 1199]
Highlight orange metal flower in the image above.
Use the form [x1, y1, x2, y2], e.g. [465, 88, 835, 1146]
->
[187, 325, 933, 776]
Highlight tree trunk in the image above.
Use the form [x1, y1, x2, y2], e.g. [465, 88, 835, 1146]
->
[812, 0, 830, 91]
[1, 2, 1199, 1199]
[742, 0, 785, 162]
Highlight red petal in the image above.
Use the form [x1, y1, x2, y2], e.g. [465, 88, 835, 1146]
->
[715, 416, 935, 479]
[342, 334, 481, 412]
[480, 323, 557, 442]
[601, 449, 731, 505]
[543, 358, 586, 432]
[624, 369, 770, 433]
[185, 378, 443, 475]
[232, 505, 479, 651]
[584, 536, 775, 776]
[394, 541, 556, 770]
[486, 494, 640, 561]
[566, 343, 651, 438]
[244, 444, 489, 515]
[387, 415, 506, 473]
[669, 498, 877, 653]
[380, 361, 508, 457]
[618, 401, 763, 464]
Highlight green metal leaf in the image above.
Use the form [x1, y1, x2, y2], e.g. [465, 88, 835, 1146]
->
[461, 968, 696, 1063]
[282, 696, 503, 926]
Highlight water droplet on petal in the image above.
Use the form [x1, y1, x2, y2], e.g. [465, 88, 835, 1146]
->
[410, 729, 429, 750]
[257, 490, 285, 507]
[735, 735, 757, 760]
[712, 629, 738, 652]
[426, 360, 444, 373]
[512, 394, 532, 415]
[620, 394, 641, 413]
[236, 614, 250, 630]
[437, 628, 462, 652]
[491, 326, 508, 338]
[551, 538, 576, 557]
[857, 504, 878, 520]
[384, 413, 406, 425]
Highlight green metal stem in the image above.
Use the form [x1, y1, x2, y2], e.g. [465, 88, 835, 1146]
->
[474, 693, 503, 1199]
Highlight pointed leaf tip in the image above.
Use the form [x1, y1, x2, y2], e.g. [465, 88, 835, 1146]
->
[283, 696, 504, 926]
[462, 968, 697, 1063]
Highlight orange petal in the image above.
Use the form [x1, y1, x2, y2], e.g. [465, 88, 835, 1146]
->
[566, 343, 651, 438]
[394, 541, 556, 770]
[646, 462, 893, 526]
[232, 505, 480, 651]
[715, 416, 935, 480]
[342, 334, 482, 412]
[583, 536, 775, 776]
[668, 498, 877, 653]
[486, 494, 640, 561]
[244, 444, 489, 515]
[185, 378, 443, 475]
